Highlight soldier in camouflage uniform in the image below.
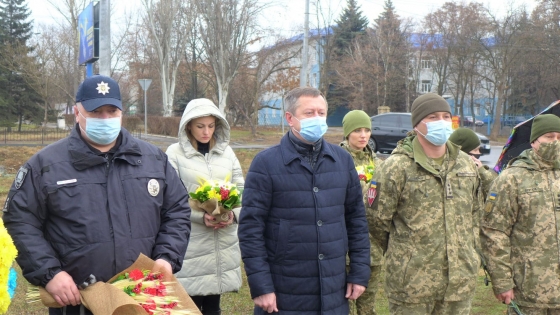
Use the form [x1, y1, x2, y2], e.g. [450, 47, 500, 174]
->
[341, 110, 384, 315]
[481, 114, 560, 315]
[449, 127, 497, 199]
[371, 93, 482, 315]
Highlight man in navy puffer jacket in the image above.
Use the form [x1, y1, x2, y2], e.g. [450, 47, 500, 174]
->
[238, 87, 371, 315]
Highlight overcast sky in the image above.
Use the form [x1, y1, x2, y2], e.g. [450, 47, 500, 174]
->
[24, 0, 537, 42]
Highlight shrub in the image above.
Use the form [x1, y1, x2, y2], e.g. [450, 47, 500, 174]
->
[122, 116, 143, 132]
[147, 116, 181, 136]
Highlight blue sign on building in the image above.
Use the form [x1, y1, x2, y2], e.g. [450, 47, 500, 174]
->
[78, 2, 98, 65]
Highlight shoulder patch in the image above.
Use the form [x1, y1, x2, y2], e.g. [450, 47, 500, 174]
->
[14, 167, 28, 190]
[485, 192, 497, 213]
[367, 181, 378, 206]
[2, 196, 9, 212]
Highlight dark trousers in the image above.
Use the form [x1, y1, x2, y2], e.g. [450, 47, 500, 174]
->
[49, 305, 92, 315]
[191, 294, 221, 315]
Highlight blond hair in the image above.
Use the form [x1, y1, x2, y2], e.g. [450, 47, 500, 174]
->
[186, 117, 217, 151]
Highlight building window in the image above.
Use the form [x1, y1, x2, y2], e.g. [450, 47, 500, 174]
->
[421, 59, 432, 69]
[421, 80, 432, 92]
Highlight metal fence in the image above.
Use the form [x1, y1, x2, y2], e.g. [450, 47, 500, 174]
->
[0, 127, 142, 145]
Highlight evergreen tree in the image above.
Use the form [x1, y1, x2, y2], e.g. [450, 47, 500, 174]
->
[327, 0, 369, 113]
[0, 0, 42, 130]
[372, 0, 409, 111]
[333, 0, 369, 55]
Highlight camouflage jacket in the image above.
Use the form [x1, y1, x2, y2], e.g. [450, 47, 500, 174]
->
[478, 165, 498, 201]
[340, 141, 384, 265]
[371, 134, 482, 303]
[481, 149, 560, 308]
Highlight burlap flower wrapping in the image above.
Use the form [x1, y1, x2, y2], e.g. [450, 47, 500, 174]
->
[32, 254, 201, 315]
[188, 198, 231, 224]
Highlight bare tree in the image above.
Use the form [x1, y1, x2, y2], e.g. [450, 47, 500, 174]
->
[195, 0, 265, 115]
[422, 5, 454, 97]
[141, 0, 192, 116]
[333, 36, 380, 113]
[439, 2, 488, 123]
[480, 6, 527, 140]
[406, 31, 432, 111]
[44, 0, 87, 113]
[229, 38, 300, 134]
[312, 0, 341, 99]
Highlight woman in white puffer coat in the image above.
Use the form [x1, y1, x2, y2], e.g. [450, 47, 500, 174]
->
[166, 98, 244, 315]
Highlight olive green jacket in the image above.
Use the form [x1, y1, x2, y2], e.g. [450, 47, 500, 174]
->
[371, 134, 482, 303]
[340, 141, 383, 266]
[481, 149, 560, 308]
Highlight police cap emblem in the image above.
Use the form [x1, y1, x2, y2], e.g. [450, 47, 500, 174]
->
[96, 81, 110, 95]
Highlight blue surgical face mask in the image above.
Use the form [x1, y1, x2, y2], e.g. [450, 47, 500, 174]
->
[78, 110, 121, 145]
[293, 115, 328, 142]
[416, 119, 453, 146]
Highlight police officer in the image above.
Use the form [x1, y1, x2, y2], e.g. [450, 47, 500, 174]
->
[481, 114, 560, 315]
[371, 93, 481, 315]
[3, 75, 191, 315]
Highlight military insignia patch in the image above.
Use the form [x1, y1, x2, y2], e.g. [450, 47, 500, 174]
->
[14, 167, 28, 190]
[485, 192, 497, 212]
[96, 81, 110, 95]
[367, 181, 378, 206]
[147, 179, 160, 197]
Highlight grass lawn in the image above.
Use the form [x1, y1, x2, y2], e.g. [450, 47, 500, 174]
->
[1, 141, 508, 315]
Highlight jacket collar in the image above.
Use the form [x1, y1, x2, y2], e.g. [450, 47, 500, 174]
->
[339, 140, 374, 164]
[509, 148, 558, 171]
[393, 133, 460, 176]
[68, 126, 143, 170]
[280, 132, 336, 166]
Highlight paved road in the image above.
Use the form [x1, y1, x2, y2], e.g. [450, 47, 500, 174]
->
[480, 145, 504, 169]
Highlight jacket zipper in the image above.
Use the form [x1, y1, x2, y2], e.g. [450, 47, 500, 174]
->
[104, 154, 117, 274]
[205, 151, 222, 291]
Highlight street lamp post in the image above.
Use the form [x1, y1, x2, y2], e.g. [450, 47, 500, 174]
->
[138, 79, 152, 136]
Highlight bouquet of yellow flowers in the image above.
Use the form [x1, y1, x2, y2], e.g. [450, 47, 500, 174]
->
[356, 164, 375, 184]
[356, 163, 376, 203]
[188, 177, 241, 223]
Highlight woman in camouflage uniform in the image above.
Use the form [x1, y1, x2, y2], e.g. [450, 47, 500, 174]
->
[341, 110, 383, 315]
